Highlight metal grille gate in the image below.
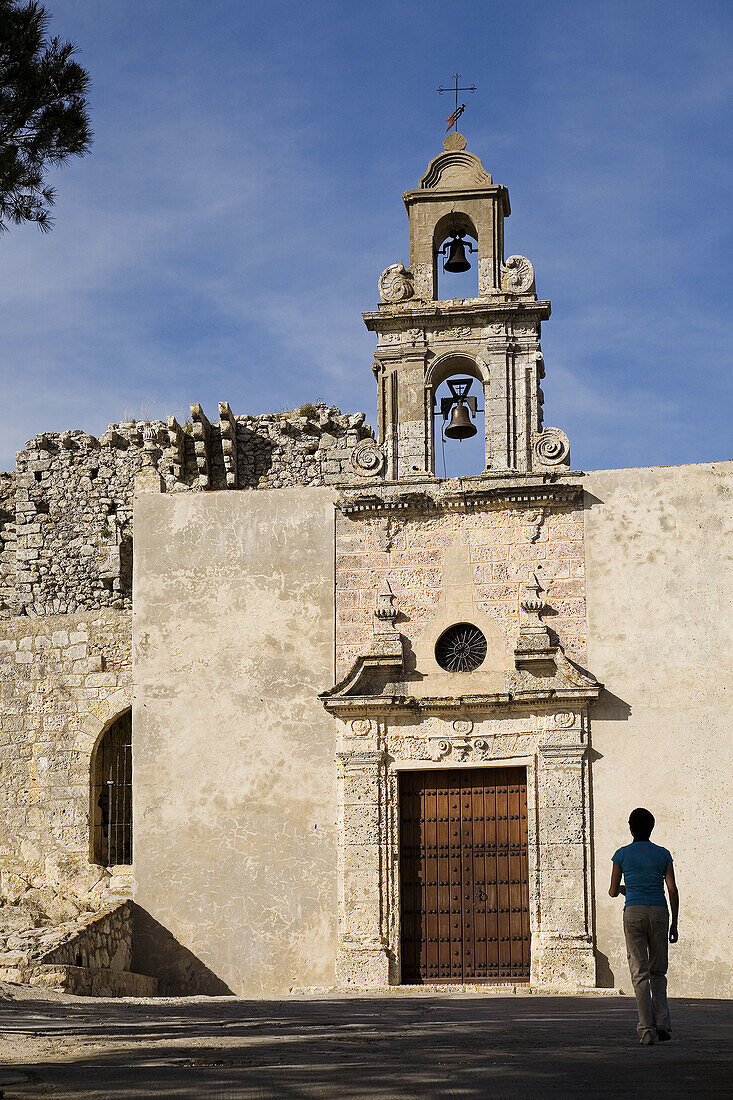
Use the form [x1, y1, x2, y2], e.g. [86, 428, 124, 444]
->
[399, 767, 530, 983]
[92, 710, 132, 867]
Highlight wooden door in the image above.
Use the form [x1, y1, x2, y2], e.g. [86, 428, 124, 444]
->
[399, 766, 530, 983]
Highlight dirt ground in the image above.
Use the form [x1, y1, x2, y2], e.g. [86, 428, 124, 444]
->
[0, 985, 731, 1098]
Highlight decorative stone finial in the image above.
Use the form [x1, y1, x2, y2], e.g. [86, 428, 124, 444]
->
[520, 571, 544, 615]
[443, 131, 467, 152]
[516, 569, 551, 647]
[374, 579, 398, 626]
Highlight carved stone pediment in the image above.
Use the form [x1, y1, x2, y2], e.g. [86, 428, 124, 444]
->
[321, 571, 601, 718]
[418, 140, 493, 190]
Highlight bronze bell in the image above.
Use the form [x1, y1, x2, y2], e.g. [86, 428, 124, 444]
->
[444, 400, 477, 440]
[443, 235, 471, 273]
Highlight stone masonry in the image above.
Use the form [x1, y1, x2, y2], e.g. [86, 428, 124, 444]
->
[0, 899, 157, 997]
[2, 402, 373, 619]
[335, 495, 586, 680]
[0, 611, 132, 921]
[0, 400, 373, 993]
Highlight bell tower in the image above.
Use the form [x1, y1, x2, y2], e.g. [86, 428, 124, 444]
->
[363, 132, 570, 481]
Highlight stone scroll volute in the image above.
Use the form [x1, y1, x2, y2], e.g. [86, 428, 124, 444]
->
[378, 263, 414, 304]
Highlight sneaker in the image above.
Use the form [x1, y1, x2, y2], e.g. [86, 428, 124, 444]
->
[640, 1031, 656, 1046]
[657, 1029, 671, 1042]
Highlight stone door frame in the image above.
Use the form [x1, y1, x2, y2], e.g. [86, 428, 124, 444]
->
[335, 710, 596, 992]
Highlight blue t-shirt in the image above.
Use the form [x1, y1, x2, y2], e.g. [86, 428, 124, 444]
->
[612, 841, 673, 908]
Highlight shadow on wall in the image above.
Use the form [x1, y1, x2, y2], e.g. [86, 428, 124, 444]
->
[593, 689, 632, 722]
[130, 903, 234, 997]
[595, 949, 616, 989]
[586, 692, 632, 991]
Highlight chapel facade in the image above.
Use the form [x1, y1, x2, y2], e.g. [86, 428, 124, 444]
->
[0, 134, 729, 999]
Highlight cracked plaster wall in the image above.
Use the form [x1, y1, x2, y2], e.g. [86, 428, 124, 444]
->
[584, 461, 733, 998]
[132, 488, 339, 995]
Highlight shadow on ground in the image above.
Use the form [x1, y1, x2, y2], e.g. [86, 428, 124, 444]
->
[0, 994, 730, 1098]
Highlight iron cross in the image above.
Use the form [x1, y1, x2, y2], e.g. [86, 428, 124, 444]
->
[438, 73, 476, 131]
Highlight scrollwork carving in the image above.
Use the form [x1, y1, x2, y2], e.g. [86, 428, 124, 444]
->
[501, 255, 535, 295]
[351, 439, 385, 478]
[378, 263, 414, 304]
[428, 738, 453, 761]
[349, 719, 373, 737]
[533, 427, 571, 468]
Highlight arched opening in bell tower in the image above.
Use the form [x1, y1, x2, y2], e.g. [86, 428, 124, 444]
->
[433, 211, 479, 301]
[429, 354, 487, 478]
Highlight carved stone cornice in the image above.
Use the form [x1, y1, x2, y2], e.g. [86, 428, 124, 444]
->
[322, 685, 601, 720]
[337, 478, 582, 519]
[538, 743, 587, 765]
[363, 300, 551, 329]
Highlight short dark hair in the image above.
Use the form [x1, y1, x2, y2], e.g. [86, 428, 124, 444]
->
[629, 807, 655, 840]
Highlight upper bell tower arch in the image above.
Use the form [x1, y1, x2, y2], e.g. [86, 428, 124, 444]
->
[363, 132, 571, 482]
[404, 132, 510, 300]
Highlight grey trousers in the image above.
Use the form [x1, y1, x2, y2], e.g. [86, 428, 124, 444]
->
[623, 905, 672, 1037]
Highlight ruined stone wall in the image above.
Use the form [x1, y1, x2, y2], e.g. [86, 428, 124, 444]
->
[335, 496, 587, 685]
[0, 402, 373, 619]
[0, 472, 16, 618]
[0, 397, 372, 979]
[0, 609, 131, 926]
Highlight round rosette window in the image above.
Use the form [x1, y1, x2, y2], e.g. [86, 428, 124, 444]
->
[435, 623, 487, 673]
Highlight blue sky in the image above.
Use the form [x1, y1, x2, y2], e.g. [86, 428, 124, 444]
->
[0, 0, 730, 472]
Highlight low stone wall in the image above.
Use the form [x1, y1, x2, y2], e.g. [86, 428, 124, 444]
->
[40, 900, 132, 971]
[27, 963, 157, 997]
[0, 900, 159, 997]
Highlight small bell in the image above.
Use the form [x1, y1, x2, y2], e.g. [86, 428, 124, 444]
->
[444, 400, 477, 440]
[443, 234, 472, 273]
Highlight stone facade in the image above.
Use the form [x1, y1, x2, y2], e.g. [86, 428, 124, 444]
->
[324, 482, 599, 991]
[314, 135, 601, 991]
[0, 130, 729, 1000]
[335, 492, 586, 679]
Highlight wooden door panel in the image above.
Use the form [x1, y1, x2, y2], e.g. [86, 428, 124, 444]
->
[400, 767, 530, 984]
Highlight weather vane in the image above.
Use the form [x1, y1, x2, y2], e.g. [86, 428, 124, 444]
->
[438, 73, 476, 132]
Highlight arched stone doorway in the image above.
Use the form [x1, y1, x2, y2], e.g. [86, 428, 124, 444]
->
[91, 708, 132, 867]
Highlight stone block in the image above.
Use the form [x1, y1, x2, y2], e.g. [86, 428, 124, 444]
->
[342, 772, 381, 805]
[538, 843, 586, 873]
[342, 804, 381, 846]
[533, 938, 596, 989]
[337, 941, 390, 989]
